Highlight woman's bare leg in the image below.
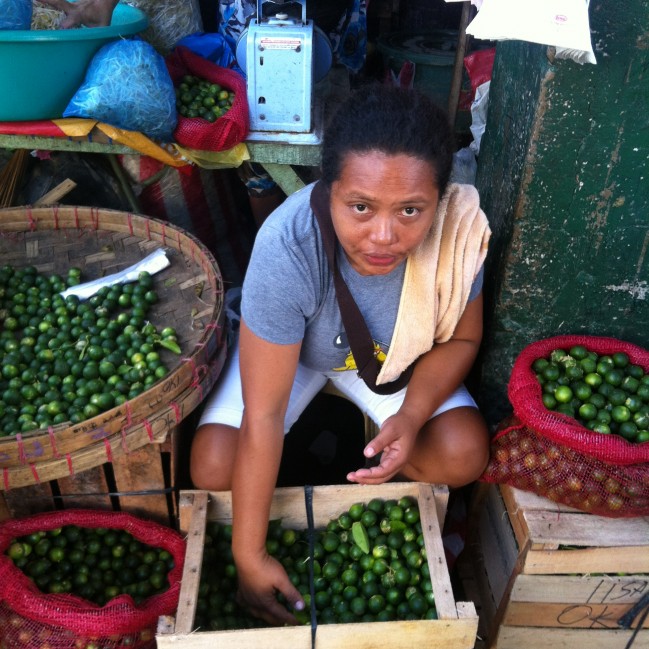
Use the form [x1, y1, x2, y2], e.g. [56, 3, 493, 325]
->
[190, 423, 239, 490]
[400, 407, 490, 488]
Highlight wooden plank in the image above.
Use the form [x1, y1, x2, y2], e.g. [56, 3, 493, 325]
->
[174, 491, 208, 635]
[2, 482, 55, 517]
[522, 545, 649, 575]
[111, 442, 170, 525]
[161, 619, 478, 649]
[157, 626, 312, 649]
[246, 141, 321, 167]
[465, 544, 498, 640]
[522, 510, 649, 548]
[316, 618, 479, 649]
[496, 626, 649, 649]
[33, 178, 77, 206]
[502, 485, 580, 514]
[416, 482, 462, 620]
[497, 485, 532, 549]
[478, 485, 519, 607]
[511, 574, 649, 605]
[0, 491, 10, 522]
[503, 601, 649, 629]
[55, 465, 112, 511]
[260, 162, 305, 196]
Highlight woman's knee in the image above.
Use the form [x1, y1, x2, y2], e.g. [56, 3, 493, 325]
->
[190, 423, 238, 491]
[411, 407, 490, 487]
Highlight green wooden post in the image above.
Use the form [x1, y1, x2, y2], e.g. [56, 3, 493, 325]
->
[476, 0, 649, 427]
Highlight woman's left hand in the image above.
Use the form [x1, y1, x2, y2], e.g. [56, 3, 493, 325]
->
[346, 412, 418, 484]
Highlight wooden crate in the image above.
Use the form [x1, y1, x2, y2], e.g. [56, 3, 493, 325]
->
[157, 483, 479, 649]
[468, 483, 649, 649]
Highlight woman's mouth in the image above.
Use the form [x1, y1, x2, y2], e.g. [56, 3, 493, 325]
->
[364, 253, 397, 267]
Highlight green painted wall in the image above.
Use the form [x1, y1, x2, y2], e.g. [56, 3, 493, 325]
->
[476, 0, 649, 427]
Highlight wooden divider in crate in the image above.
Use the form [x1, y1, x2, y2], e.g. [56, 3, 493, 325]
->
[157, 483, 480, 649]
[469, 483, 649, 649]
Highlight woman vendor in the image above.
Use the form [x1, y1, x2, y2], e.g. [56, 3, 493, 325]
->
[190, 84, 492, 625]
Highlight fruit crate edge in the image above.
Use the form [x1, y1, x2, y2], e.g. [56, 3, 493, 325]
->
[157, 483, 480, 649]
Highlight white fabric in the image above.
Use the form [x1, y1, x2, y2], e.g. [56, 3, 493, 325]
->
[199, 338, 477, 433]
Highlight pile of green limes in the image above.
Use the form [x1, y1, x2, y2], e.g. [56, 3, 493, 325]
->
[5, 524, 175, 606]
[0, 264, 180, 436]
[195, 496, 436, 631]
[534, 345, 649, 443]
[175, 74, 236, 122]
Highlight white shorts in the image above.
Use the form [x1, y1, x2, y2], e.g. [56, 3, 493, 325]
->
[198, 340, 477, 433]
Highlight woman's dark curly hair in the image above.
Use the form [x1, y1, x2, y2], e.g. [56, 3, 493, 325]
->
[320, 84, 455, 196]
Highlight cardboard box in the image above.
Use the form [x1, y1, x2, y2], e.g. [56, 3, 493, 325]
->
[157, 483, 479, 649]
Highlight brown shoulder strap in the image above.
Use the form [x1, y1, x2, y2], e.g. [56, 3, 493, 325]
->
[310, 181, 413, 395]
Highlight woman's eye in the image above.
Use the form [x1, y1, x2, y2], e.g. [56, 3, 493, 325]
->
[353, 204, 368, 213]
[402, 207, 419, 217]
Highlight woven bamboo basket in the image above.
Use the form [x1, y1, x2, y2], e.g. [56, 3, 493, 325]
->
[0, 206, 226, 480]
[1, 344, 226, 490]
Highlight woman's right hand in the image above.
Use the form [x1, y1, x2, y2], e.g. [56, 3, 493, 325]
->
[236, 552, 305, 626]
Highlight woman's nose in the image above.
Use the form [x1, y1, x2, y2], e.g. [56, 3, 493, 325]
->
[368, 215, 395, 244]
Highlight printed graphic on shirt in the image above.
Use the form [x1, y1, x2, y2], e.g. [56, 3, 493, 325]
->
[332, 331, 387, 371]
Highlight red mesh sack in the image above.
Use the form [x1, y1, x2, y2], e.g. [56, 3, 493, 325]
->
[166, 45, 249, 151]
[0, 509, 186, 648]
[481, 335, 649, 517]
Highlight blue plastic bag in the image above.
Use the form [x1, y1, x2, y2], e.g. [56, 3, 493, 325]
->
[0, 0, 32, 29]
[64, 38, 177, 142]
[175, 32, 243, 75]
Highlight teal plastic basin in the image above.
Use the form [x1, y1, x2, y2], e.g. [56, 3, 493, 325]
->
[377, 31, 458, 108]
[0, 3, 148, 121]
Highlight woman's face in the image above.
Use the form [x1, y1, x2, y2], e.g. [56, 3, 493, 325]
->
[329, 151, 441, 276]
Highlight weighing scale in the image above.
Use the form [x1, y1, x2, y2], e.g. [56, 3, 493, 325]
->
[236, 0, 333, 144]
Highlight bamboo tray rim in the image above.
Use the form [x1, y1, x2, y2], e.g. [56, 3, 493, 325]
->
[0, 206, 225, 467]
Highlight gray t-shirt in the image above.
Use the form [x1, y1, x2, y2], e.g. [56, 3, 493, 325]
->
[241, 182, 483, 374]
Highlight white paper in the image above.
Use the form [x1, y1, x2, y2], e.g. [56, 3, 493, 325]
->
[60, 248, 171, 301]
[466, 0, 596, 64]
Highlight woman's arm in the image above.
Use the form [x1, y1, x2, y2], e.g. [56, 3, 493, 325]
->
[39, 0, 119, 28]
[348, 293, 484, 483]
[230, 319, 305, 625]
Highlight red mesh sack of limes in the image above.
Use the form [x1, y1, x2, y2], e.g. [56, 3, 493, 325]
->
[0, 509, 185, 648]
[166, 45, 249, 152]
[481, 335, 649, 517]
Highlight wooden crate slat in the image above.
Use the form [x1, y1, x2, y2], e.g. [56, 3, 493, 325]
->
[157, 626, 313, 649]
[511, 574, 649, 604]
[55, 464, 112, 511]
[174, 491, 208, 635]
[111, 442, 170, 524]
[522, 545, 649, 575]
[522, 509, 649, 548]
[502, 601, 649, 629]
[0, 491, 10, 522]
[496, 626, 649, 649]
[2, 482, 55, 517]
[316, 618, 479, 649]
[417, 482, 460, 620]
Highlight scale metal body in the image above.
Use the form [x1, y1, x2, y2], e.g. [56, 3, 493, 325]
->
[236, 0, 332, 144]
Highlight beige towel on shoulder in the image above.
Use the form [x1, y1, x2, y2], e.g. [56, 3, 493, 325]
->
[376, 183, 491, 385]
